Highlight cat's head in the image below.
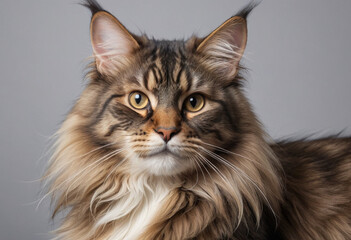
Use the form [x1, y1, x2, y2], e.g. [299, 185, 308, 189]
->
[70, 0, 256, 177]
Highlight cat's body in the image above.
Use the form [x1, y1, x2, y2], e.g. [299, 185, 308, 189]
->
[273, 137, 351, 239]
[44, 1, 351, 239]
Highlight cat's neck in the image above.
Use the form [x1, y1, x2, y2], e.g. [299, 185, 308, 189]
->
[96, 172, 174, 240]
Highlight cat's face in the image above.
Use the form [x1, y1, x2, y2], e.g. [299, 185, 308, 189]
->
[82, 11, 247, 176]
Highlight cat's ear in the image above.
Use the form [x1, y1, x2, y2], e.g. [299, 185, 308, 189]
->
[90, 11, 139, 75]
[195, 16, 247, 80]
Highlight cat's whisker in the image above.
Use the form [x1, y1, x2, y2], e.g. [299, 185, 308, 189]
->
[41, 142, 123, 192]
[200, 147, 260, 190]
[193, 148, 245, 225]
[37, 147, 128, 210]
[74, 142, 120, 159]
[203, 147, 268, 196]
[194, 149, 229, 184]
[196, 150, 247, 223]
[188, 156, 202, 190]
[37, 143, 118, 209]
[103, 155, 129, 184]
[192, 152, 215, 183]
[192, 158, 200, 189]
[171, 144, 209, 186]
[198, 146, 277, 223]
[201, 141, 264, 167]
[192, 154, 207, 185]
[41, 141, 119, 185]
[201, 141, 278, 183]
[64, 148, 128, 201]
[196, 155, 210, 186]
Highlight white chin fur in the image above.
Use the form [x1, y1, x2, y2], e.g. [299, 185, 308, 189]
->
[142, 152, 190, 176]
[131, 135, 194, 176]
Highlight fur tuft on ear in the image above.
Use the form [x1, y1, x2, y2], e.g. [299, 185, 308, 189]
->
[89, 11, 139, 76]
[235, 0, 260, 20]
[81, 0, 104, 16]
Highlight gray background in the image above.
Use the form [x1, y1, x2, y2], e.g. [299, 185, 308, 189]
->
[1, 0, 350, 239]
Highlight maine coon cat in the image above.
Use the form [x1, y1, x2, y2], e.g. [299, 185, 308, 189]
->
[44, 0, 351, 239]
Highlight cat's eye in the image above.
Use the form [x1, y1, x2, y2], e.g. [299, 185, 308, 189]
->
[184, 94, 205, 112]
[129, 92, 149, 109]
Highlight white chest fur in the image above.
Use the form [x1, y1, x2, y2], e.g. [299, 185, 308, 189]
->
[95, 175, 171, 240]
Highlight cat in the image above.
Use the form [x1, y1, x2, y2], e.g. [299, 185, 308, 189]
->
[43, 0, 351, 239]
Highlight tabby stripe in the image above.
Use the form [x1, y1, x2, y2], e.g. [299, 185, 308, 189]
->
[128, 76, 141, 86]
[155, 65, 163, 83]
[143, 68, 151, 90]
[185, 116, 222, 140]
[151, 67, 159, 83]
[162, 60, 170, 84]
[185, 68, 192, 92]
[175, 66, 184, 84]
[178, 47, 186, 62]
[105, 119, 133, 137]
[105, 124, 121, 137]
[143, 64, 163, 90]
[96, 94, 124, 121]
[198, 126, 223, 141]
[177, 47, 187, 83]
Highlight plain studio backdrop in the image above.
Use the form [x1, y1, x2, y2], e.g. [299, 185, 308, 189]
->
[0, 0, 350, 239]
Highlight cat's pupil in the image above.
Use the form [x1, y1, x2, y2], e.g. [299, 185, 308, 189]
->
[135, 94, 142, 104]
[189, 97, 197, 107]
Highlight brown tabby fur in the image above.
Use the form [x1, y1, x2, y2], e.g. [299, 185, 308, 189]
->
[44, 1, 351, 239]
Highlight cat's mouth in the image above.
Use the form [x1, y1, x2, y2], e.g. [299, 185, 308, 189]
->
[146, 145, 178, 158]
[136, 144, 194, 176]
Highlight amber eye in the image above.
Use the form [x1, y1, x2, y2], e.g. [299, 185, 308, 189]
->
[184, 94, 205, 112]
[129, 92, 149, 109]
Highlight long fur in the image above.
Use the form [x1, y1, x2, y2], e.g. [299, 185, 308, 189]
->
[43, 1, 351, 239]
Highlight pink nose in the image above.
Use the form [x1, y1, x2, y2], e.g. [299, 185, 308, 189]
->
[154, 127, 180, 143]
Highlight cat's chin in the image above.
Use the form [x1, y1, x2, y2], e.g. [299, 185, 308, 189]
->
[133, 150, 194, 176]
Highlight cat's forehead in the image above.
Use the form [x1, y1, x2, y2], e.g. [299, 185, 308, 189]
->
[146, 39, 187, 73]
[151, 39, 186, 55]
[141, 39, 195, 94]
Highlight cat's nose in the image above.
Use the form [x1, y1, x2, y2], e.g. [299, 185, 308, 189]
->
[154, 127, 180, 143]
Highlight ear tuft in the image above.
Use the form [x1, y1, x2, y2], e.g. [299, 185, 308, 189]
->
[90, 12, 139, 75]
[235, 0, 260, 20]
[81, 0, 104, 16]
[196, 16, 247, 80]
